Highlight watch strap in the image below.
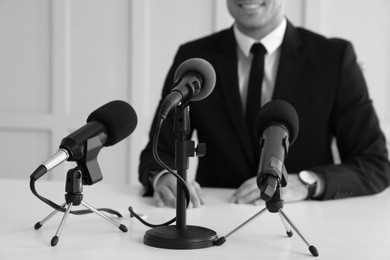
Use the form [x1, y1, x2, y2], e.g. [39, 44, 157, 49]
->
[299, 171, 318, 200]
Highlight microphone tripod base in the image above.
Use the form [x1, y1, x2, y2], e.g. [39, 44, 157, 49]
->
[144, 225, 218, 249]
[216, 186, 319, 257]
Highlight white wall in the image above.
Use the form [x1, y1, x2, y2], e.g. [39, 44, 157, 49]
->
[0, 0, 132, 184]
[0, 0, 389, 186]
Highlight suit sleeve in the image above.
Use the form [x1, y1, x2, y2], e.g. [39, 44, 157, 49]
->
[311, 41, 390, 200]
[138, 47, 188, 196]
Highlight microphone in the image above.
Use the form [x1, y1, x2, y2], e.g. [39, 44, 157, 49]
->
[136, 58, 218, 249]
[159, 58, 216, 119]
[255, 100, 299, 201]
[216, 101, 318, 256]
[31, 100, 138, 181]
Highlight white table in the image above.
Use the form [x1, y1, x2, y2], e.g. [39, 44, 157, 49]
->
[1, 178, 390, 260]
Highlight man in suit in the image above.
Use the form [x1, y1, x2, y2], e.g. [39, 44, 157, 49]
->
[138, 0, 390, 207]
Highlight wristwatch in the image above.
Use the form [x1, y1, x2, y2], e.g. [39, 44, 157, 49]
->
[298, 170, 318, 199]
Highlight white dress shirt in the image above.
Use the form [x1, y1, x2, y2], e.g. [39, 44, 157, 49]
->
[234, 18, 287, 112]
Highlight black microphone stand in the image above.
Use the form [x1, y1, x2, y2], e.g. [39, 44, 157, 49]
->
[33, 136, 128, 246]
[215, 167, 319, 257]
[144, 105, 217, 249]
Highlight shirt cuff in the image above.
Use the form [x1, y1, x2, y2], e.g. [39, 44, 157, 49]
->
[150, 171, 169, 190]
[312, 171, 325, 198]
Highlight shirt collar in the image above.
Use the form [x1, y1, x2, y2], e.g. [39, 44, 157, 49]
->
[234, 18, 287, 57]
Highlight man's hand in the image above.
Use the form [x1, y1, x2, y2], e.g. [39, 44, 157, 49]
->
[153, 173, 204, 208]
[229, 177, 263, 205]
[229, 175, 308, 205]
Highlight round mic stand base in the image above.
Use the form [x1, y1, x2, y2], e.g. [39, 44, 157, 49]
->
[144, 225, 217, 249]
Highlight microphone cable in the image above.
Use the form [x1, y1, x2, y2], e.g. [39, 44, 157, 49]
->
[128, 117, 191, 228]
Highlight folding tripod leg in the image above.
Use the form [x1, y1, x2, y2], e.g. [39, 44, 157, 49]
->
[215, 207, 268, 246]
[278, 212, 293, 237]
[278, 209, 319, 257]
[34, 202, 66, 230]
[51, 202, 73, 246]
[81, 201, 128, 232]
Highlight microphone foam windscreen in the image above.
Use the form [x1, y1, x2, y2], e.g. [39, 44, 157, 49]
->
[87, 100, 138, 146]
[173, 58, 216, 101]
[255, 100, 299, 144]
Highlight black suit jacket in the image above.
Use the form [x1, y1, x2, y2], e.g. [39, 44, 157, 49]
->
[139, 21, 390, 200]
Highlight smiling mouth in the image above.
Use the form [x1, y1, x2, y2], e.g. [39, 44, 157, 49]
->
[239, 2, 265, 10]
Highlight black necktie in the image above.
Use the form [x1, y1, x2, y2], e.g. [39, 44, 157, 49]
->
[246, 43, 267, 156]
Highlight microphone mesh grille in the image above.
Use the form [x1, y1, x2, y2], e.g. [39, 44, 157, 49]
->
[87, 100, 137, 146]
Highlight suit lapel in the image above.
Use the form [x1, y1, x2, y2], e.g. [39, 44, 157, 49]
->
[216, 28, 255, 164]
[273, 21, 306, 103]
